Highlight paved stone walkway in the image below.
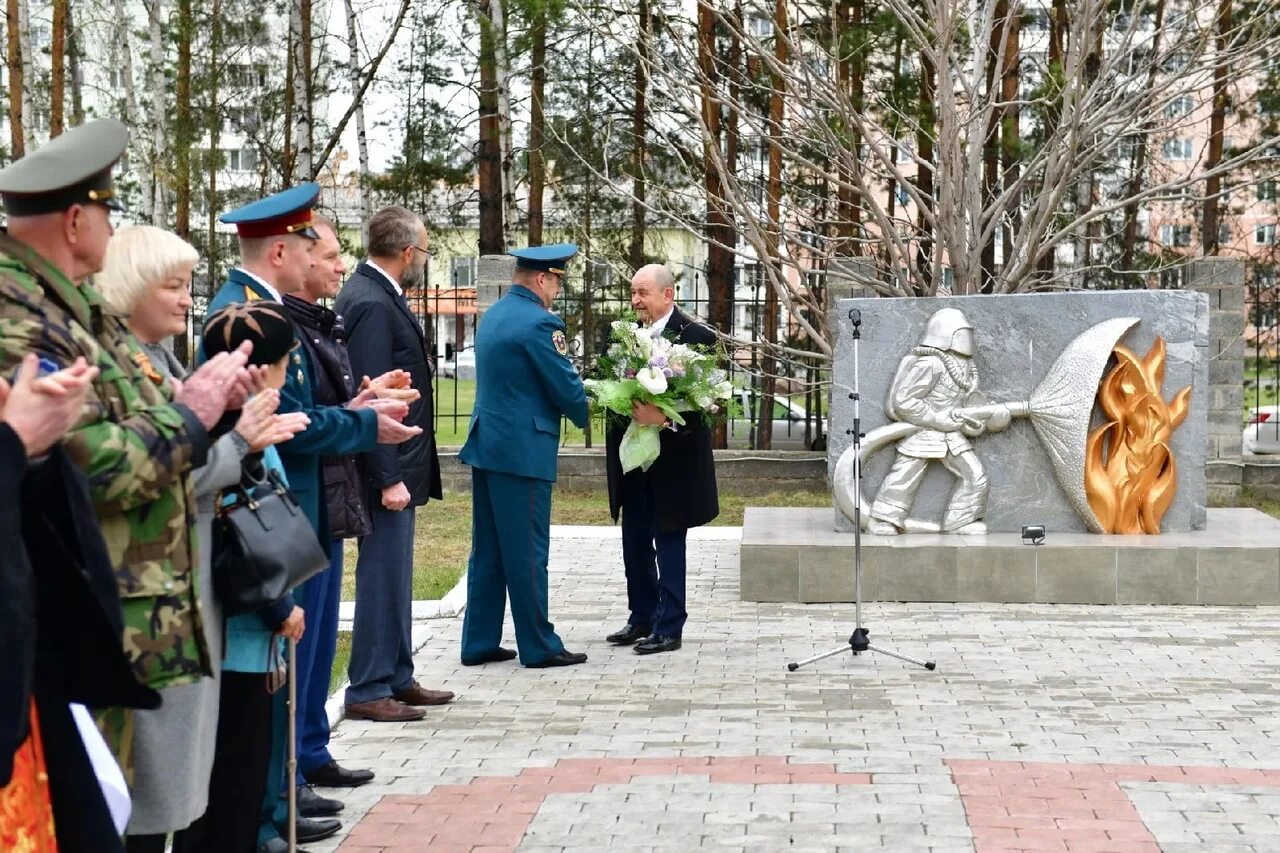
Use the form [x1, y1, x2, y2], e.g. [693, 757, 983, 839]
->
[310, 532, 1280, 852]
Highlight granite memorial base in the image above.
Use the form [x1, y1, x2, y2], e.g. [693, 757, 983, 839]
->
[741, 506, 1280, 605]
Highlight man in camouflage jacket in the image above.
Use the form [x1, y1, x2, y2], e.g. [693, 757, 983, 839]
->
[0, 120, 254, 774]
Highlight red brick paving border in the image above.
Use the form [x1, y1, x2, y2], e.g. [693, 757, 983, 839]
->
[336, 756, 871, 852]
[948, 759, 1280, 853]
[337, 756, 1280, 852]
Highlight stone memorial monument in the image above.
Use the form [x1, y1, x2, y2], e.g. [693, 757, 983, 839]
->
[742, 290, 1280, 606]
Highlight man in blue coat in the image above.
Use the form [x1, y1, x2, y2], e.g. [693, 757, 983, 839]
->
[459, 244, 590, 669]
[204, 184, 422, 853]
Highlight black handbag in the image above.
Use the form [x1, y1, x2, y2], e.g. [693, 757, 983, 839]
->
[213, 460, 329, 617]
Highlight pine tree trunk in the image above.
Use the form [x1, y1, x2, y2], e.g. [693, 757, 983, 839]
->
[175, 0, 192, 240]
[629, 0, 649, 271]
[344, 0, 371, 240]
[756, 0, 787, 450]
[999, 9, 1020, 273]
[527, 5, 546, 247]
[980, 0, 1005, 293]
[915, 50, 935, 293]
[7, 0, 24, 158]
[1203, 0, 1231, 255]
[476, 0, 503, 254]
[701, 0, 733, 448]
[50, 0, 66, 136]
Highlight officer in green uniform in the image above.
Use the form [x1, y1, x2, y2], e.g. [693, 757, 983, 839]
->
[460, 244, 590, 668]
[0, 119, 254, 776]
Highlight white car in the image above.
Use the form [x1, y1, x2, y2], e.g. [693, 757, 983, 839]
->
[727, 390, 823, 450]
[1243, 405, 1280, 455]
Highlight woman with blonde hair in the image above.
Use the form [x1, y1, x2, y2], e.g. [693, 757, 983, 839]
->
[94, 225, 308, 852]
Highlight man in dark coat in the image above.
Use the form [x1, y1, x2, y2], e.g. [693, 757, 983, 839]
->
[1, 352, 160, 851]
[604, 264, 719, 655]
[336, 206, 448, 722]
[281, 216, 378, 800]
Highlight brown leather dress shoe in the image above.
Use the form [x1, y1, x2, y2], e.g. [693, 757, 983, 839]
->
[392, 682, 455, 706]
[344, 697, 426, 722]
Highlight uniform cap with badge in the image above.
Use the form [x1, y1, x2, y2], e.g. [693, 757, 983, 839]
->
[219, 182, 322, 241]
[510, 243, 578, 275]
[0, 118, 129, 216]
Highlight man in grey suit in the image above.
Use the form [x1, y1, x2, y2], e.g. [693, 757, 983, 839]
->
[336, 206, 449, 722]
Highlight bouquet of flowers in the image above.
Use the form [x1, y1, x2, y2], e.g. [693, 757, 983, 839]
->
[585, 318, 736, 473]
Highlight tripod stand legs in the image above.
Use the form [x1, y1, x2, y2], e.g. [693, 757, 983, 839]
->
[787, 627, 937, 672]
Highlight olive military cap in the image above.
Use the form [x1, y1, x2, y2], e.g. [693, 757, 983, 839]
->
[0, 119, 128, 216]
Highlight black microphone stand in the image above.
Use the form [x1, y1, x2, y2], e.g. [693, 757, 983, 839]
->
[788, 308, 937, 673]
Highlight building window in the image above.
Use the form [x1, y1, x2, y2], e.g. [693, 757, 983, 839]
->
[1160, 224, 1192, 247]
[1255, 224, 1277, 245]
[1162, 139, 1193, 161]
[226, 148, 257, 172]
[1218, 222, 1232, 245]
[1165, 96, 1194, 118]
[1259, 181, 1276, 201]
[450, 257, 476, 287]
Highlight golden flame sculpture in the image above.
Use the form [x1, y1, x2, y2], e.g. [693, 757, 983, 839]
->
[1084, 338, 1191, 534]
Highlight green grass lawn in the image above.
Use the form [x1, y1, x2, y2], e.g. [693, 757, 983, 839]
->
[1239, 488, 1280, 520]
[433, 378, 593, 446]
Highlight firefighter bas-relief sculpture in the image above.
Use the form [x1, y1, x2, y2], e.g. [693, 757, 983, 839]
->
[832, 308, 1191, 536]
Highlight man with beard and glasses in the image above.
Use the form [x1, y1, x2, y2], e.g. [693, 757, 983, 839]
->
[336, 206, 448, 723]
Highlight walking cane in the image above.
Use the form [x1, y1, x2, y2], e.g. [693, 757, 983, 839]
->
[287, 636, 298, 853]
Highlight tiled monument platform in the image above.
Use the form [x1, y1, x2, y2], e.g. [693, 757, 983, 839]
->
[740, 506, 1280, 605]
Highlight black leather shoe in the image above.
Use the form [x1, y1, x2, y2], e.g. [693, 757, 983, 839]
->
[606, 624, 651, 645]
[525, 650, 588, 668]
[276, 816, 341, 844]
[462, 646, 518, 666]
[304, 760, 375, 788]
[297, 784, 343, 817]
[635, 635, 682, 655]
[257, 839, 311, 853]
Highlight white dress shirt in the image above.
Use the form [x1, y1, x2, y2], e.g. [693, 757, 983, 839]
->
[647, 305, 675, 338]
[366, 259, 404, 296]
[234, 267, 282, 303]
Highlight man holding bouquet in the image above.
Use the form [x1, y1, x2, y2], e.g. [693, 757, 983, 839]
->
[603, 264, 720, 655]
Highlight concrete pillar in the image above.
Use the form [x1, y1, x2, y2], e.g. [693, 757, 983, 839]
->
[476, 254, 515, 312]
[1189, 258, 1245, 505]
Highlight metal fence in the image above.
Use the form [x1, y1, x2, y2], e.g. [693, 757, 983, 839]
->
[409, 262, 831, 451]
[1246, 267, 1280, 455]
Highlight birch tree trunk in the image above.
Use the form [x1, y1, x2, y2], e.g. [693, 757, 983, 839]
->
[528, 4, 546, 246]
[18, 0, 34, 152]
[7, 0, 25, 158]
[50, 0, 66, 136]
[66, 0, 83, 125]
[291, 0, 313, 181]
[147, 0, 168, 226]
[207, 0, 221, 285]
[343, 0, 371, 239]
[492, 0, 517, 251]
[1120, 0, 1166, 278]
[112, 0, 145, 214]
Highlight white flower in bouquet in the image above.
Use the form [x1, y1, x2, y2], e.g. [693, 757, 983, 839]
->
[714, 380, 733, 400]
[632, 327, 654, 357]
[636, 366, 668, 395]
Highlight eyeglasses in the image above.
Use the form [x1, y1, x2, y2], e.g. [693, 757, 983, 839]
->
[408, 246, 430, 257]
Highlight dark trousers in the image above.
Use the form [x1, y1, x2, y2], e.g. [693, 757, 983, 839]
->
[346, 505, 416, 705]
[461, 468, 564, 665]
[182, 671, 273, 853]
[294, 539, 343, 775]
[621, 475, 689, 638]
